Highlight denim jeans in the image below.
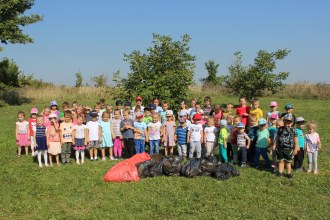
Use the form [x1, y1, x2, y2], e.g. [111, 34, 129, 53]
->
[149, 139, 160, 155]
[254, 147, 270, 167]
[134, 139, 145, 154]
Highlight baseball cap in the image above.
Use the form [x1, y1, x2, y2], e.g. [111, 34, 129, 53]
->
[220, 119, 227, 127]
[283, 114, 293, 121]
[179, 117, 186, 123]
[50, 100, 58, 106]
[124, 101, 131, 107]
[258, 118, 267, 125]
[136, 96, 143, 101]
[270, 114, 279, 120]
[31, 108, 38, 114]
[270, 101, 278, 107]
[193, 113, 202, 121]
[285, 103, 293, 109]
[295, 117, 305, 123]
[90, 111, 98, 117]
[150, 103, 156, 110]
[49, 113, 57, 119]
[236, 123, 245, 128]
[136, 112, 144, 119]
[166, 110, 173, 116]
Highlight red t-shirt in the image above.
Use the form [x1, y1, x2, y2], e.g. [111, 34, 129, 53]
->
[236, 106, 250, 126]
[28, 118, 37, 136]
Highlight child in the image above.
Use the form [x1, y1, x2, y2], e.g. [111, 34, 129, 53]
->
[230, 115, 241, 164]
[236, 123, 250, 167]
[133, 112, 148, 154]
[236, 96, 250, 126]
[34, 115, 48, 167]
[147, 113, 162, 155]
[204, 118, 218, 157]
[175, 118, 189, 158]
[111, 109, 123, 159]
[16, 111, 30, 157]
[305, 121, 321, 174]
[268, 114, 279, 169]
[218, 119, 228, 163]
[160, 101, 169, 124]
[294, 117, 306, 171]
[28, 108, 38, 156]
[254, 118, 271, 169]
[247, 114, 258, 165]
[162, 110, 176, 156]
[222, 103, 234, 119]
[274, 114, 298, 178]
[59, 110, 74, 164]
[47, 113, 61, 166]
[249, 98, 263, 121]
[42, 106, 51, 127]
[86, 111, 101, 161]
[280, 103, 296, 125]
[202, 96, 213, 118]
[187, 113, 203, 159]
[99, 112, 114, 160]
[225, 114, 234, 162]
[266, 101, 280, 127]
[73, 116, 87, 164]
[213, 104, 223, 127]
[120, 109, 136, 158]
[50, 100, 60, 119]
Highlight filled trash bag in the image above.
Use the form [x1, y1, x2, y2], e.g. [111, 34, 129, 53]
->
[162, 156, 183, 176]
[200, 156, 218, 173]
[104, 153, 151, 182]
[212, 163, 240, 181]
[180, 158, 202, 178]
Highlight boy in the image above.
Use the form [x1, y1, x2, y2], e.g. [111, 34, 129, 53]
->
[249, 98, 263, 121]
[120, 109, 136, 158]
[175, 117, 189, 158]
[133, 112, 148, 154]
[202, 96, 214, 118]
[86, 111, 101, 161]
[294, 117, 305, 171]
[187, 113, 203, 159]
[254, 118, 271, 169]
[236, 123, 251, 167]
[236, 96, 250, 126]
[60, 110, 74, 164]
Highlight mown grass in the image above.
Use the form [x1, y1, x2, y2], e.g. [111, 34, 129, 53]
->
[1, 97, 329, 219]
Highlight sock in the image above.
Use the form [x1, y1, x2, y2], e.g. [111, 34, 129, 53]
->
[37, 151, 42, 166]
[43, 151, 48, 165]
[75, 151, 80, 162]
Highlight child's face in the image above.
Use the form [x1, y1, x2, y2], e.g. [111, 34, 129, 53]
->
[102, 114, 110, 122]
[37, 117, 44, 126]
[31, 114, 37, 119]
[64, 115, 71, 123]
[238, 127, 245, 134]
[153, 99, 160, 106]
[252, 101, 259, 109]
[249, 119, 257, 127]
[114, 111, 120, 119]
[162, 103, 168, 110]
[123, 112, 130, 120]
[17, 114, 24, 122]
[233, 118, 240, 125]
[77, 117, 83, 125]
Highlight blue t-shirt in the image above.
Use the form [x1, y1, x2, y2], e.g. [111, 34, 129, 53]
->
[134, 121, 147, 139]
[296, 128, 305, 148]
[176, 126, 188, 145]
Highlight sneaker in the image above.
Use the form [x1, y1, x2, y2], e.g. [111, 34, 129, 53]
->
[102, 157, 106, 161]
[286, 173, 293, 179]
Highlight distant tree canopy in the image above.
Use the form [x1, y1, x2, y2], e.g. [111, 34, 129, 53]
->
[224, 49, 290, 100]
[0, 0, 43, 44]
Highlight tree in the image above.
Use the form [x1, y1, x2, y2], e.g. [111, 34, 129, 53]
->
[91, 74, 108, 87]
[75, 71, 83, 87]
[200, 60, 223, 85]
[117, 34, 196, 110]
[0, 58, 20, 90]
[0, 0, 43, 44]
[224, 49, 290, 100]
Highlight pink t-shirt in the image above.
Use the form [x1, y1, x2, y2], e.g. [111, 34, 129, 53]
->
[305, 132, 320, 152]
[236, 106, 250, 126]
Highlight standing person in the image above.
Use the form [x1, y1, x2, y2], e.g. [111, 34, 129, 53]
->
[202, 96, 214, 118]
[147, 113, 162, 155]
[274, 114, 299, 178]
[47, 114, 61, 166]
[249, 98, 263, 122]
[16, 111, 30, 157]
[187, 113, 204, 159]
[111, 109, 123, 159]
[204, 118, 218, 156]
[28, 108, 38, 156]
[133, 112, 148, 154]
[254, 118, 271, 170]
[266, 101, 280, 127]
[72, 116, 87, 164]
[236, 123, 251, 167]
[294, 117, 306, 171]
[34, 115, 49, 167]
[99, 112, 114, 161]
[86, 111, 101, 161]
[120, 109, 136, 158]
[162, 110, 176, 156]
[175, 118, 189, 158]
[236, 96, 250, 126]
[59, 110, 74, 164]
[218, 119, 228, 163]
[305, 121, 321, 175]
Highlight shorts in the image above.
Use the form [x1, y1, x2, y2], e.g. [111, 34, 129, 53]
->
[88, 140, 99, 149]
[276, 147, 294, 162]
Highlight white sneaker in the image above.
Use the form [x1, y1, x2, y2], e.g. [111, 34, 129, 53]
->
[102, 157, 106, 161]
[110, 156, 115, 160]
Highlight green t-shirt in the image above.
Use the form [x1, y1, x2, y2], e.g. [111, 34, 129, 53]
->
[256, 129, 270, 148]
[218, 128, 228, 145]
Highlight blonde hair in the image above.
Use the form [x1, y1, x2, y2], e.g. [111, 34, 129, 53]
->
[307, 121, 317, 131]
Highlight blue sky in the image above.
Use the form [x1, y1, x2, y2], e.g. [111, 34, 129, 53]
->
[1, 0, 330, 85]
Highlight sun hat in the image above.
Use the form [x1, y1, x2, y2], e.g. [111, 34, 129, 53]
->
[270, 114, 279, 120]
[295, 117, 305, 123]
[236, 123, 245, 128]
[258, 118, 267, 125]
[285, 103, 293, 109]
[136, 112, 144, 119]
[283, 114, 293, 121]
[50, 100, 58, 106]
[31, 108, 38, 114]
[124, 101, 131, 107]
[179, 117, 186, 123]
[220, 119, 227, 127]
[270, 101, 278, 107]
[166, 110, 173, 116]
[136, 96, 143, 101]
[49, 113, 57, 119]
[192, 113, 202, 121]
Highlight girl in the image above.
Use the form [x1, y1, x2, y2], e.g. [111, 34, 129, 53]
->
[16, 111, 30, 157]
[213, 104, 223, 127]
[50, 100, 60, 120]
[204, 117, 218, 156]
[86, 111, 101, 161]
[162, 110, 176, 156]
[47, 113, 61, 166]
[34, 115, 49, 167]
[99, 112, 114, 160]
[42, 106, 51, 127]
[73, 116, 87, 164]
[147, 113, 162, 155]
[188, 113, 203, 159]
[305, 121, 321, 174]
[111, 109, 123, 159]
[266, 101, 280, 127]
[28, 108, 38, 156]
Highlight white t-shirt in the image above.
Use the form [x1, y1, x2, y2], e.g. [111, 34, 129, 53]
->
[189, 124, 203, 142]
[86, 121, 99, 141]
[148, 121, 162, 140]
[204, 126, 218, 142]
[74, 124, 86, 139]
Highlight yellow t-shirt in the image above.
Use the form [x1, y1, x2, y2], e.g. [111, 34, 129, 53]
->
[249, 108, 263, 121]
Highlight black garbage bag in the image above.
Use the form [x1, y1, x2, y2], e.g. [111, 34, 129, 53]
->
[136, 160, 154, 178]
[162, 156, 183, 176]
[200, 156, 218, 173]
[180, 158, 202, 178]
[212, 163, 240, 180]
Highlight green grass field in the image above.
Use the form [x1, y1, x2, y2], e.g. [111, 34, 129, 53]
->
[1, 97, 329, 219]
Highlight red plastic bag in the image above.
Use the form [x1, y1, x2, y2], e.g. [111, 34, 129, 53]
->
[103, 153, 151, 182]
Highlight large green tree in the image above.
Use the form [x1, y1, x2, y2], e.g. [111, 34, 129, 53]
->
[224, 49, 290, 100]
[0, 0, 43, 44]
[117, 34, 196, 110]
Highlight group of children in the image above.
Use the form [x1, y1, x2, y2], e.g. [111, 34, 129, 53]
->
[16, 96, 321, 178]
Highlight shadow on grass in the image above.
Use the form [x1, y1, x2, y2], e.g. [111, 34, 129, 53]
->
[0, 89, 32, 107]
